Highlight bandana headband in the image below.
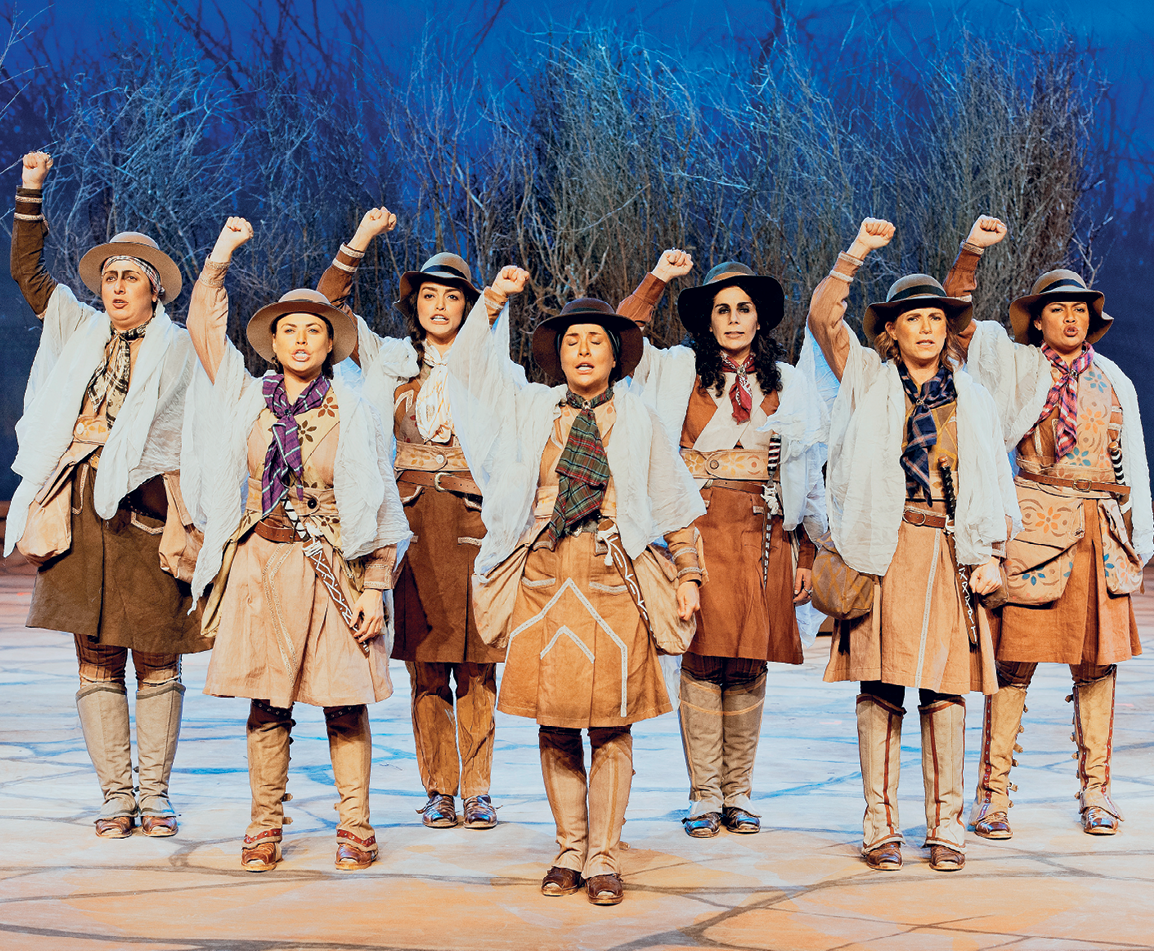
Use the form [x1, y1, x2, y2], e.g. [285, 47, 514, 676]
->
[102, 255, 164, 300]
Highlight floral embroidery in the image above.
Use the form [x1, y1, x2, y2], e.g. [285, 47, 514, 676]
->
[297, 418, 319, 443]
[316, 393, 338, 418]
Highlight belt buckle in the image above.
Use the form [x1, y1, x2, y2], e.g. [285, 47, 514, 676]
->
[906, 510, 928, 526]
[434, 472, 448, 492]
[1074, 478, 1092, 492]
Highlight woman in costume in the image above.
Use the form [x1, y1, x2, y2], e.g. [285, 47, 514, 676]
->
[619, 251, 825, 837]
[184, 217, 410, 872]
[447, 268, 704, 905]
[943, 217, 1151, 839]
[8, 151, 207, 838]
[316, 210, 507, 829]
[806, 217, 1018, 872]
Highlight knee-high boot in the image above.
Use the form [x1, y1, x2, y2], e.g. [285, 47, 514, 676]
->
[76, 683, 138, 826]
[135, 681, 185, 826]
[856, 693, 904, 852]
[1072, 667, 1122, 832]
[586, 727, 633, 878]
[325, 704, 376, 856]
[539, 727, 588, 873]
[245, 700, 294, 850]
[720, 669, 767, 814]
[679, 664, 724, 817]
[919, 697, 966, 850]
[969, 685, 1026, 838]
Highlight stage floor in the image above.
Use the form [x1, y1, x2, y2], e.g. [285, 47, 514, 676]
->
[1, 570, 1152, 951]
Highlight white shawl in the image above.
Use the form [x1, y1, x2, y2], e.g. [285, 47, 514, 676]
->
[966, 320, 1153, 565]
[825, 333, 1020, 575]
[448, 298, 707, 577]
[6, 285, 193, 556]
[182, 339, 412, 601]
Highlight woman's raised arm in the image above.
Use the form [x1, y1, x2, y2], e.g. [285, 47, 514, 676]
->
[187, 217, 254, 383]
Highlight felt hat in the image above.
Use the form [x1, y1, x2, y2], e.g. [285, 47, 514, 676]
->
[396, 252, 481, 320]
[531, 298, 644, 384]
[675, 262, 785, 337]
[247, 289, 357, 364]
[78, 232, 183, 302]
[1008, 269, 1110, 345]
[862, 274, 973, 342]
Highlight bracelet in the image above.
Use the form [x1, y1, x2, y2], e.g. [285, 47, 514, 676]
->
[827, 269, 853, 284]
[200, 258, 230, 287]
[361, 580, 390, 591]
[331, 258, 357, 273]
[840, 250, 865, 267]
[340, 242, 366, 259]
[13, 212, 44, 222]
[15, 192, 42, 203]
[961, 241, 985, 256]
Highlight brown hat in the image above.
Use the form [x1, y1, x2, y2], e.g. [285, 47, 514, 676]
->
[531, 298, 644, 384]
[1008, 269, 1110, 345]
[396, 252, 481, 320]
[675, 262, 785, 337]
[247, 289, 357, 364]
[78, 232, 183, 302]
[862, 274, 973, 342]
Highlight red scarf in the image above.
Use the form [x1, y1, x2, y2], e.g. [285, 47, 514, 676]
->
[721, 354, 754, 422]
[1035, 343, 1094, 460]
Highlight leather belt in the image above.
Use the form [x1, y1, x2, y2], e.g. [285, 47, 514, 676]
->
[704, 478, 767, 495]
[1016, 469, 1129, 498]
[253, 520, 296, 543]
[903, 508, 949, 529]
[397, 468, 481, 497]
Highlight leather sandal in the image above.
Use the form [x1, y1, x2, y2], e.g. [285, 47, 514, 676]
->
[973, 810, 1012, 840]
[682, 812, 722, 838]
[462, 794, 497, 829]
[141, 815, 178, 837]
[586, 873, 625, 905]
[929, 844, 965, 871]
[863, 842, 902, 871]
[418, 792, 458, 828]
[95, 816, 135, 838]
[541, 865, 582, 896]
[241, 840, 281, 872]
[722, 806, 761, 834]
[1081, 806, 1120, 835]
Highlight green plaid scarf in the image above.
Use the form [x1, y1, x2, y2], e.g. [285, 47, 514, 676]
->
[544, 388, 613, 546]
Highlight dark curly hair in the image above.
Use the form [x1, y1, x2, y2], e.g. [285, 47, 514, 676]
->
[690, 326, 783, 397]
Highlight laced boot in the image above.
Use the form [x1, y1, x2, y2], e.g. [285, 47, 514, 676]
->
[242, 700, 294, 871]
[76, 683, 138, 837]
[1071, 668, 1122, 834]
[969, 686, 1026, 840]
[326, 704, 377, 870]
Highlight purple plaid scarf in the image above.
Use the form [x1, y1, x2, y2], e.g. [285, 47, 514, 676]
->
[1036, 343, 1094, 460]
[543, 388, 614, 546]
[260, 373, 331, 518]
[898, 361, 956, 503]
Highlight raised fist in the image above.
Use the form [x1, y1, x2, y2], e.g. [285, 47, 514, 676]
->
[966, 215, 1008, 249]
[652, 248, 694, 283]
[210, 216, 254, 263]
[356, 206, 398, 241]
[492, 265, 530, 298]
[856, 218, 896, 250]
[22, 151, 53, 189]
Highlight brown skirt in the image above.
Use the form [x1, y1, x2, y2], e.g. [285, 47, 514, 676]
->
[690, 486, 803, 664]
[497, 531, 670, 729]
[27, 462, 207, 654]
[998, 503, 1141, 665]
[392, 486, 504, 664]
[824, 514, 997, 695]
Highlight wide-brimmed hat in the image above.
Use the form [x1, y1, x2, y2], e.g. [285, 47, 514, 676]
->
[78, 232, 183, 302]
[247, 289, 357, 364]
[1008, 269, 1110, 345]
[862, 274, 973, 342]
[396, 252, 481, 320]
[675, 262, 785, 337]
[531, 298, 644, 384]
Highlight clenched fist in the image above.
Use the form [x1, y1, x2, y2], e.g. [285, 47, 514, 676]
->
[652, 248, 694, 283]
[966, 215, 1008, 249]
[210, 217, 254, 263]
[22, 151, 53, 189]
[492, 265, 531, 298]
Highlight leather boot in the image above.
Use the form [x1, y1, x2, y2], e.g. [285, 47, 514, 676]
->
[856, 693, 904, 852]
[325, 704, 377, 866]
[679, 661, 724, 823]
[245, 700, 294, 848]
[969, 685, 1026, 839]
[720, 668, 766, 824]
[1071, 667, 1122, 833]
[586, 727, 632, 878]
[539, 727, 588, 874]
[919, 697, 966, 852]
[76, 683, 138, 833]
[135, 681, 185, 834]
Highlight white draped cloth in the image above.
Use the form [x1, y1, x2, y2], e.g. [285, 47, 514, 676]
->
[6, 285, 194, 556]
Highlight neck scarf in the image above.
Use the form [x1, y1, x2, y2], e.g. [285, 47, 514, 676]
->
[721, 354, 755, 422]
[1036, 343, 1094, 460]
[414, 344, 454, 443]
[102, 254, 165, 300]
[544, 388, 614, 546]
[260, 373, 331, 518]
[898, 361, 957, 503]
[84, 319, 152, 426]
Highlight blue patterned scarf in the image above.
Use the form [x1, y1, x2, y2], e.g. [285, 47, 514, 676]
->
[898, 361, 956, 503]
[260, 373, 331, 518]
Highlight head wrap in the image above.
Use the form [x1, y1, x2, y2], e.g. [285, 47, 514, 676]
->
[1035, 343, 1095, 460]
[260, 373, 331, 518]
[543, 388, 614, 546]
[101, 254, 165, 301]
[898, 361, 957, 503]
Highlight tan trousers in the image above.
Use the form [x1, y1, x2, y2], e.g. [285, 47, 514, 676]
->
[539, 726, 632, 877]
[407, 661, 497, 798]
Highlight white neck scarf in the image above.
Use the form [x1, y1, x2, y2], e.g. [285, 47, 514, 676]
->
[415, 344, 454, 443]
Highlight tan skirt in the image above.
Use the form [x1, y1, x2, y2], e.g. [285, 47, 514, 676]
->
[998, 503, 1141, 665]
[824, 515, 997, 695]
[203, 526, 392, 709]
[690, 486, 803, 663]
[497, 531, 670, 729]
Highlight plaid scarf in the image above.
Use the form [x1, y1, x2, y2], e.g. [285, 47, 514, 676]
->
[260, 373, 331, 518]
[544, 388, 613, 546]
[85, 319, 152, 427]
[721, 354, 755, 422]
[1036, 343, 1094, 460]
[898, 361, 956, 503]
